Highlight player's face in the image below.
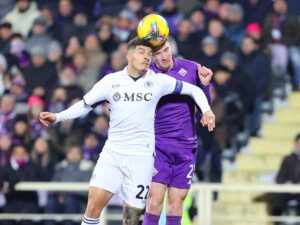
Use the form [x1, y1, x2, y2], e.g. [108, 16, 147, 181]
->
[153, 41, 173, 71]
[128, 45, 152, 76]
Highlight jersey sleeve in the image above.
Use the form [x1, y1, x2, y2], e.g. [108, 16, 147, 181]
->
[83, 75, 112, 106]
[157, 73, 211, 113]
[181, 81, 211, 113]
[55, 100, 92, 123]
[157, 73, 180, 96]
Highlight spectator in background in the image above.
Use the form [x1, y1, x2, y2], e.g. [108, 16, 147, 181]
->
[245, 22, 264, 49]
[9, 75, 27, 102]
[64, 36, 81, 64]
[241, 0, 272, 25]
[0, 144, 39, 225]
[0, 0, 15, 21]
[0, 22, 13, 54]
[44, 145, 94, 225]
[218, 2, 230, 22]
[175, 18, 198, 60]
[65, 12, 96, 44]
[193, 36, 220, 69]
[72, 48, 99, 92]
[6, 33, 30, 69]
[55, 0, 75, 46]
[263, 0, 300, 91]
[189, 7, 206, 40]
[83, 34, 107, 74]
[0, 54, 8, 95]
[203, 0, 220, 20]
[212, 65, 245, 148]
[82, 132, 101, 163]
[195, 86, 223, 183]
[220, 51, 256, 116]
[272, 134, 300, 219]
[225, 3, 245, 46]
[0, 131, 12, 168]
[47, 40, 63, 66]
[158, 0, 183, 35]
[31, 136, 58, 181]
[97, 18, 119, 54]
[12, 114, 31, 145]
[47, 98, 86, 158]
[57, 65, 84, 101]
[98, 50, 127, 79]
[90, 114, 109, 145]
[48, 86, 68, 113]
[124, 0, 145, 18]
[207, 18, 236, 54]
[22, 45, 58, 96]
[0, 94, 16, 132]
[239, 35, 270, 136]
[112, 9, 137, 42]
[40, 6, 60, 40]
[26, 17, 54, 54]
[4, 0, 40, 38]
[27, 95, 47, 140]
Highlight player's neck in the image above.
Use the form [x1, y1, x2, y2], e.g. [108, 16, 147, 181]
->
[127, 65, 145, 78]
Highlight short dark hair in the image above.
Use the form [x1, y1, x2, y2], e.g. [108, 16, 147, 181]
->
[127, 37, 153, 51]
[295, 134, 300, 142]
[0, 22, 12, 29]
[213, 64, 231, 74]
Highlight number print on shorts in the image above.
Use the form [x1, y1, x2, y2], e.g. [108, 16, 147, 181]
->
[136, 185, 150, 200]
[187, 164, 194, 185]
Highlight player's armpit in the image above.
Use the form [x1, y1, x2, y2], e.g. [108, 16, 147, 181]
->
[123, 204, 143, 225]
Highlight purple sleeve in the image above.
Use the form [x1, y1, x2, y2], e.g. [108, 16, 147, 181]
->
[200, 83, 211, 105]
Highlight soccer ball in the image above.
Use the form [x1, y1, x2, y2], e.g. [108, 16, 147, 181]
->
[137, 14, 169, 47]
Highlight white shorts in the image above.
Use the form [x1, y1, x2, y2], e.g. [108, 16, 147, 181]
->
[89, 149, 154, 209]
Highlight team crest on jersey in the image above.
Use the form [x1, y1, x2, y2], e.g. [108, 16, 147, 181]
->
[113, 92, 121, 102]
[178, 68, 187, 76]
[144, 81, 153, 88]
[153, 167, 158, 177]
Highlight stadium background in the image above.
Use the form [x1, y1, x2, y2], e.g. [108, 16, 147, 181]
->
[0, 0, 300, 224]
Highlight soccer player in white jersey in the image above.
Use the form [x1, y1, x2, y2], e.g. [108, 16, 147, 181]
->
[39, 37, 215, 225]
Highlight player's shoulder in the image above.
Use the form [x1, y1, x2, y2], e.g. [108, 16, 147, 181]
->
[175, 57, 198, 70]
[99, 71, 123, 82]
[149, 69, 168, 78]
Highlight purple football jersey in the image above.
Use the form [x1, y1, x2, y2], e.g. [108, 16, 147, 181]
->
[150, 58, 211, 150]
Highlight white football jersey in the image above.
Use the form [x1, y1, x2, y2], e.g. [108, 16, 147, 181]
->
[83, 67, 178, 156]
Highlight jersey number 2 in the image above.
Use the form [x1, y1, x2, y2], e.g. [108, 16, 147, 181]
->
[136, 185, 149, 200]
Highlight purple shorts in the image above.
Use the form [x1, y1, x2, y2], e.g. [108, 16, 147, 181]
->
[152, 146, 196, 189]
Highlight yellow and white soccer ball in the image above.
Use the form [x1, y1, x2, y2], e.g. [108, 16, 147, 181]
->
[137, 14, 169, 46]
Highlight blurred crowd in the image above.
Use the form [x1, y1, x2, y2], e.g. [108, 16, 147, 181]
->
[0, 0, 300, 224]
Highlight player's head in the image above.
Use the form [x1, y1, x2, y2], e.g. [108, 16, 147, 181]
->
[152, 41, 173, 71]
[126, 37, 153, 76]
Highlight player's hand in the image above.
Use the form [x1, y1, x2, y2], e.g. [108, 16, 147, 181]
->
[39, 112, 57, 126]
[197, 64, 213, 86]
[201, 110, 215, 132]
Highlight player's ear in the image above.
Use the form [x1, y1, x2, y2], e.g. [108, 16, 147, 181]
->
[126, 52, 131, 62]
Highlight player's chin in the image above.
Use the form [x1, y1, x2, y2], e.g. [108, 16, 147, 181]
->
[141, 64, 149, 72]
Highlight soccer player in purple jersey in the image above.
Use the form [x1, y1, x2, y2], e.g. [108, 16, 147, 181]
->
[142, 41, 214, 225]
